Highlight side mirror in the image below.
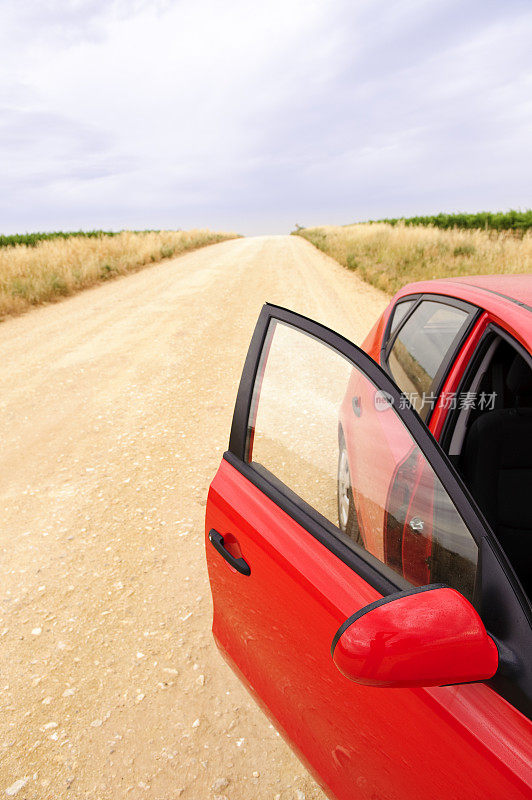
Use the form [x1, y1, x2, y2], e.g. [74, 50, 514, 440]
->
[331, 585, 498, 688]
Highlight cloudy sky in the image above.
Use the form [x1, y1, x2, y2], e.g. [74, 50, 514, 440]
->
[2, 0, 531, 234]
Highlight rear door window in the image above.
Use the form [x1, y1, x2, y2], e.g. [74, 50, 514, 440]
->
[387, 300, 473, 420]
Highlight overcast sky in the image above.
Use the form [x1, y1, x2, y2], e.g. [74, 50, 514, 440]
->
[1, 0, 531, 235]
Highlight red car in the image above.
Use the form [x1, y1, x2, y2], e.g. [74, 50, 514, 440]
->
[205, 275, 532, 800]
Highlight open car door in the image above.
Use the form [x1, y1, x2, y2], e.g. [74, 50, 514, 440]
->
[205, 304, 532, 800]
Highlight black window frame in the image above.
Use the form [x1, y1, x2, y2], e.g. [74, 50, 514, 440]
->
[381, 293, 480, 424]
[439, 322, 532, 453]
[226, 302, 532, 718]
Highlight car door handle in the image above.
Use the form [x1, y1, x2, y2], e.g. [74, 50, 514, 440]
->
[208, 529, 251, 576]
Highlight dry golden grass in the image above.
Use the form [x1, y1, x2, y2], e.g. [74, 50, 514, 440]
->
[295, 223, 532, 294]
[0, 229, 239, 319]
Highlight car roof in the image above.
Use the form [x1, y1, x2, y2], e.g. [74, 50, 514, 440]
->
[450, 274, 532, 310]
[394, 274, 532, 352]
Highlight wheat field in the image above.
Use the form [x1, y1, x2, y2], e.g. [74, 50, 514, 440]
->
[0, 229, 238, 319]
[295, 223, 532, 294]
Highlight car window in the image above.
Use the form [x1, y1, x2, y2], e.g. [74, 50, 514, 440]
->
[247, 319, 478, 600]
[389, 299, 415, 335]
[387, 300, 469, 420]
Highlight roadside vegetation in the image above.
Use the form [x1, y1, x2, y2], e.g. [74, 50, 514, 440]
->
[294, 223, 532, 295]
[0, 229, 238, 319]
[361, 209, 532, 232]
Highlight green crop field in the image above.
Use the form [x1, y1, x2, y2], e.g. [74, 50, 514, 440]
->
[0, 230, 124, 249]
[0, 229, 178, 249]
[361, 209, 532, 232]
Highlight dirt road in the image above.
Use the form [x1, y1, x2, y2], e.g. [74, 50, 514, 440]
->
[0, 235, 389, 800]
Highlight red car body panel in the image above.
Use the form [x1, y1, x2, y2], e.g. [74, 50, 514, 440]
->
[345, 279, 532, 566]
[339, 366, 414, 561]
[206, 460, 532, 800]
[205, 275, 532, 800]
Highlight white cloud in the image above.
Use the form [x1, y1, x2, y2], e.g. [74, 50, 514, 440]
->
[1, 0, 531, 233]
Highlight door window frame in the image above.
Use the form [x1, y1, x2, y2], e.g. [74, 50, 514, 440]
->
[225, 303, 532, 717]
[439, 321, 532, 452]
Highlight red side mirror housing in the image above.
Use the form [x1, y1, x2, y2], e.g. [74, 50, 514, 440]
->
[332, 585, 499, 688]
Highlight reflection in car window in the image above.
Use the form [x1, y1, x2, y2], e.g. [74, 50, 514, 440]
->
[387, 301, 469, 420]
[389, 299, 415, 335]
[388, 300, 468, 419]
[247, 320, 478, 600]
